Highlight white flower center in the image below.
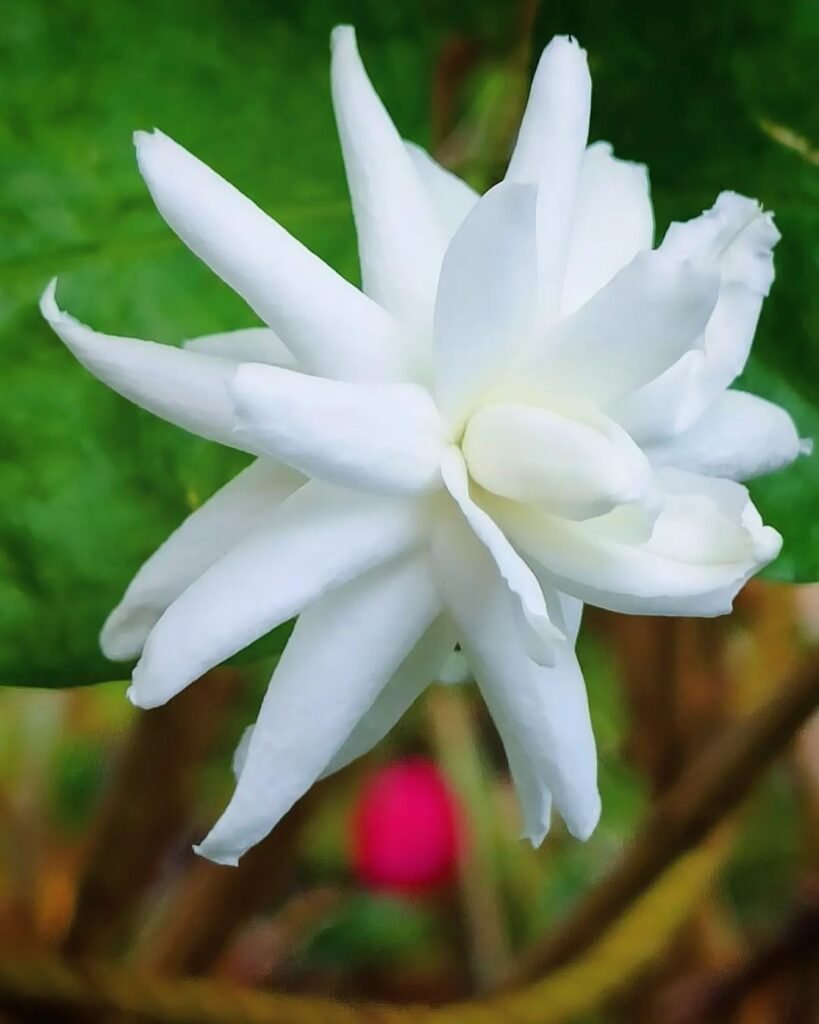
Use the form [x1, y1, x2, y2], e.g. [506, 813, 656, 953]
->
[460, 400, 657, 522]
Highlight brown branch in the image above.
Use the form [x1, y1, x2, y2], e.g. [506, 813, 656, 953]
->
[504, 649, 819, 987]
[62, 669, 241, 958]
[654, 879, 819, 1023]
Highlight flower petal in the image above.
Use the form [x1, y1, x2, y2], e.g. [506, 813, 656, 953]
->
[549, 591, 584, 645]
[195, 552, 442, 865]
[233, 617, 457, 780]
[441, 447, 564, 666]
[432, 508, 599, 842]
[462, 402, 656, 520]
[404, 142, 478, 240]
[184, 328, 295, 367]
[321, 614, 458, 778]
[561, 142, 654, 316]
[128, 482, 425, 708]
[505, 36, 592, 320]
[616, 193, 780, 443]
[434, 182, 538, 427]
[331, 27, 444, 334]
[648, 390, 808, 480]
[134, 129, 409, 382]
[101, 460, 304, 661]
[230, 363, 444, 495]
[495, 470, 781, 617]
[508, 250, 720, 409]
[41, 279, 256, 452]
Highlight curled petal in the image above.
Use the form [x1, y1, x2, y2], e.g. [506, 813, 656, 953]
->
[617, 193, 780, 443]
[331, 27, 444, 334]
[441, 447, 564, 666]
[135, 129, 409, 382]
[495, 470, 781, 617]
[432, 509, 599, 843]
[462, 402, 657, 520]
[561, 141, 654, 315]
[102, 459, 304, 661]
[506, 36, 592, 320]
[129, 483, 426, 708]
[231, 363, 445, 495]
[648, 390, 808, 480]
[196, 552, 442, 865]
[42, 280, 256, 452]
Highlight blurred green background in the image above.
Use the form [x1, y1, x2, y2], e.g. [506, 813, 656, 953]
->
[1, 1, 818, 1021]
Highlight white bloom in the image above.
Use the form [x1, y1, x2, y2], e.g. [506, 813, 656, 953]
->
[43, 28, 806, 866]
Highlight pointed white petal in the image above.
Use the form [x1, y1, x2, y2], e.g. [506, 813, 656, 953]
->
[129, 483, 425, 708]
[230, 363, 445, 495]
[432, 509, 599, 842]
[480, 675, 554, 845]
[462, 402, 656, 520]
[506, 36, 592, 320]
[134, 129, 409, 381]
[508, 250, 720, 409]
[184, 328, 295, 367]
[41, 280, 259, 452]
[648, 390, 807, 480]
[434, 182, 538, 427]
[441, 447, 564, 666]
[561, 142, 654, 315]
[195, 552, 442, 865]
[234, 616, 456, 781]
[404, 142, 478, 240]
[331, 27, 444, 333]
[321, 614, 458, 778]
[101, 460, 304, 661]
[495, 469, 781, 617]
[616, 193, 780, 443]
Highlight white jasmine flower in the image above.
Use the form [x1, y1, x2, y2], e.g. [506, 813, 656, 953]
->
[42, 28, 806, 866]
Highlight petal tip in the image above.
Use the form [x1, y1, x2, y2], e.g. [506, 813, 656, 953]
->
[566, 791, 601, 842]
[547, 33, 588, 58]
[330, 23, 356, 52]
[39, 277, 59, 319]
[100, 609, 148, 663]
[192, 841, 239, 867]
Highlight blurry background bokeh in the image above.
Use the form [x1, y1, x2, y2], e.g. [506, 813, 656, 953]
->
[2, 0, 819, 1021]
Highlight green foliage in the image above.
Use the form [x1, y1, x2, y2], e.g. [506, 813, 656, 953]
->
[2, 0, 817, 689]
[304, 893, 442, 968]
